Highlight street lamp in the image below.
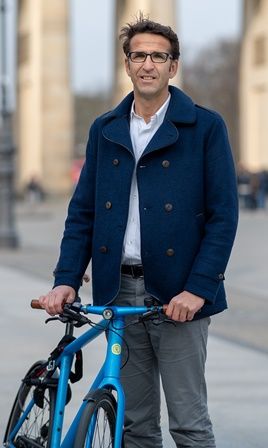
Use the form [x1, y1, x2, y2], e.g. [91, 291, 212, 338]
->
[0, 0, 18, 248]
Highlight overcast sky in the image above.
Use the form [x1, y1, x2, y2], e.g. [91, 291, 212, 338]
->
[2, 0, 242, 107]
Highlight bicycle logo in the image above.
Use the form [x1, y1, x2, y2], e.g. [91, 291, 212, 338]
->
[112, 343, 122, 355]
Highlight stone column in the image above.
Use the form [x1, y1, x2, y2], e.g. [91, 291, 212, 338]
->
[240, 0, 268, 170]
[17, 0, 73, 195]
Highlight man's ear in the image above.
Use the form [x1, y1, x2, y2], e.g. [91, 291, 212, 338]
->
[125, 58, 131, 77]
[169, 59, 179, 79]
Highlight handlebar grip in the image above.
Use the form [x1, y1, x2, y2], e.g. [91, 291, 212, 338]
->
[31, 299, 43, 309]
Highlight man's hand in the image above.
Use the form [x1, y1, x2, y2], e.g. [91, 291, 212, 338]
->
[165, 291, 205, 322]
[38, 285, 76, 316]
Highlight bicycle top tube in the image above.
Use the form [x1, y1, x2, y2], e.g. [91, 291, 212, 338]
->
[81, 304, 163, 318]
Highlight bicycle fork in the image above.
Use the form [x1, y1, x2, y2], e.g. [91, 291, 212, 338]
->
[50, 355, 74, 447]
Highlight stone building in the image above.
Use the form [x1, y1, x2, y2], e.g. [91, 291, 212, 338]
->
[240, 0, 268, 170]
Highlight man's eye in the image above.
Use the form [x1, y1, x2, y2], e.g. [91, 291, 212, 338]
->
[152, 52, 166, 62]
[132, 52, 145, 61]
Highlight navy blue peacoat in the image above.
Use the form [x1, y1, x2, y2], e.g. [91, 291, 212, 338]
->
[54, 86, 238, 319]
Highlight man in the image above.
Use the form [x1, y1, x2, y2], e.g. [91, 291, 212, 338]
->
[39, 15, 238, 447]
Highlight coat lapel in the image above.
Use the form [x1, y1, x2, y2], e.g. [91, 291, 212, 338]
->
[143, 87, 197, 156]
[102, 92, 134, 155]
[142, 120, 179, 157]
[102, 116, 134, 156]
[101, 86, 197, 157]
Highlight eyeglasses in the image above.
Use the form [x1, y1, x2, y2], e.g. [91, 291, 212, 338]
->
[127, 51, 173, 63]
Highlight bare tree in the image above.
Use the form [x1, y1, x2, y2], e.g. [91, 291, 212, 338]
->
[182, 39, 241, 162]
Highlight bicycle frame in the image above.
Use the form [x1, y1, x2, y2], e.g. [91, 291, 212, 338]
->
[6, 305, 159, 448]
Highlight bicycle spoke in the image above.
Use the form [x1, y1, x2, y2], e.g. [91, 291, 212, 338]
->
[95, 408, 112, 447]
[6, 381, 55, 448]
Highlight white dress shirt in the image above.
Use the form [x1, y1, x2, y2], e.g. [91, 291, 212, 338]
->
[122, 94, 171, 264]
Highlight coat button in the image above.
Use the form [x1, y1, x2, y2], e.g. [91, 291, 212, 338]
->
[162, 160, 170, 168]
[166, 248, 175, 256]
[105, 201, 112, 209]
[112, 159, 119, 166]
[100, 246, 108, 253]
[218, 273, 224, 280]
[164, 203, 173, 212]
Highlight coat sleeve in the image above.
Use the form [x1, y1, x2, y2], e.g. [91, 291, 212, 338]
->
[53, 122, 98, 292]
[184, 114, 238, 303]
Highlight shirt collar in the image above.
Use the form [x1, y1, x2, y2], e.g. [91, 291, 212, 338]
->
[130, 93, 171, 124]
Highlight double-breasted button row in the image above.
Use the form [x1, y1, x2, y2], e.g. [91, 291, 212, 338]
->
[166, 248, 175, 256]
[100, 246, 175, 257]
[164, 203, 173, 212]
[105, 202, 173, 212]
[112, 159, 170, 168]
[162, 160, 170, 168]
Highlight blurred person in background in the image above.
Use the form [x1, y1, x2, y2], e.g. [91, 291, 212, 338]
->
[237, 163, 268, 211]
[38, 14, 238, 448]
[257, 170, 268, 209]
[25, 175, 45, 203]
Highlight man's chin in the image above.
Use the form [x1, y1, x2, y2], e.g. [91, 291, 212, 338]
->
[136, 86, 157, 99]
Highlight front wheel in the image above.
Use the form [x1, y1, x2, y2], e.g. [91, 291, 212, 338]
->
[74, 388, 122, 448]
[4, 360, 56, 447]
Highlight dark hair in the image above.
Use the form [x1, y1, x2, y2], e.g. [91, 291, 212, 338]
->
[119, 12, 180, 60]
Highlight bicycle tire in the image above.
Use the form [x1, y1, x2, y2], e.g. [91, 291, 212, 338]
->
[4, 360, 56, 448]
[74, 388, 123, 448]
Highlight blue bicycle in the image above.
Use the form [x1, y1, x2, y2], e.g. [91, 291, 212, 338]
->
[3, 298, 168, 447]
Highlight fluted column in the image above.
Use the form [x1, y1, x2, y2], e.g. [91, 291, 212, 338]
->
[240, 0, 268, 170]
[17, 0, 73, 195]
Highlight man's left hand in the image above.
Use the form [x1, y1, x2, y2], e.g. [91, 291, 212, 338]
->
[165, 291, 205, 322]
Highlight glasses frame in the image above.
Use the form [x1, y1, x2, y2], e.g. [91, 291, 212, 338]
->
[127, 51, 173, 64]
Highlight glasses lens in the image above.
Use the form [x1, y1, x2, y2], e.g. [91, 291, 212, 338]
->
[129, 52, 171, 63]
[151, 52, 169, 63]
[129, 52, 146, 62]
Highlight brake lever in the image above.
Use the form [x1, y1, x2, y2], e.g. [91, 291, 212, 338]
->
[45, 317, 59, 324]
[61, 307, 90, 327]
[139, 309, 161, 322]
[45, 316, 69, 324]
[139, 312, 175, 326]
[45, 305, 89, 327]
[152, 317, 176, 326]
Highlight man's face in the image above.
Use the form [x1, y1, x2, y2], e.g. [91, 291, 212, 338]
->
[125, 33, 178, 100]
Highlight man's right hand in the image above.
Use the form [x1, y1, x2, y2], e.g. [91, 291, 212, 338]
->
[38, 285, 76, 316]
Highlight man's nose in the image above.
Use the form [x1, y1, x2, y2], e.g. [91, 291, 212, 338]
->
[142, 54, 155, 69]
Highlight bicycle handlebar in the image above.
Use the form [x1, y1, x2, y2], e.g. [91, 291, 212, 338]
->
[31, 299, 43, 309]
[30, 300, 168, 311]
[30, 300, 172, 329]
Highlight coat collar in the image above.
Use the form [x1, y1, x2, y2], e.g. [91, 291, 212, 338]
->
[102, 86, 196, 156]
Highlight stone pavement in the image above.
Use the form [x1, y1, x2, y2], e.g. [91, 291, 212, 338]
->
[0, 199, 268, 447]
